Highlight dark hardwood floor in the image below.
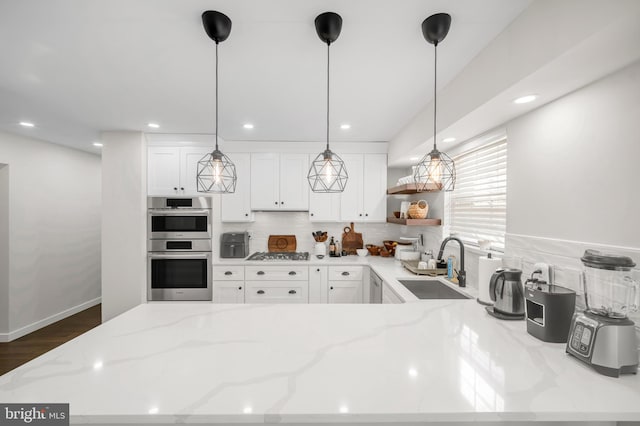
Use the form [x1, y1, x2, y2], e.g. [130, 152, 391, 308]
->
[0, 304, 102, 376]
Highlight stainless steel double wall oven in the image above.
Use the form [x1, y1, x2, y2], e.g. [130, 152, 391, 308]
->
[147, 197, 213, 301]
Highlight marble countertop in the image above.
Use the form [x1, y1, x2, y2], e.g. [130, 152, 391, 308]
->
[1, 295, 640, 424]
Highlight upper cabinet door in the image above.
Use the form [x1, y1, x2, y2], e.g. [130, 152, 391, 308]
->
[340, 154, 364, 222]
[180, 147, 214, 196]
[362, 154, 387, 222]
[221, 153, 254, 222]
[250, 153, 280, 210]
[309, 191, 341, 222]
[148, 147, 181, 196]
[279, 153, 309, 211]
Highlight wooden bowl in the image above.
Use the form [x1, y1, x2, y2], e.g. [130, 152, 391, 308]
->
[366, 245, 380, 256]
[379, 248, 391, 257]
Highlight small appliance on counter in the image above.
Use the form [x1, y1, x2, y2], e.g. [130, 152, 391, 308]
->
[525, 279, 576, 343]
[486, 268, 525, 320]
[220, 232, 249, 258]
[477, 253, 502, 305]
[566, 250, 639, 377]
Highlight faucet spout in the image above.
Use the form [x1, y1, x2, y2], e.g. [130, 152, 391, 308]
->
[438, 236, 466, 288]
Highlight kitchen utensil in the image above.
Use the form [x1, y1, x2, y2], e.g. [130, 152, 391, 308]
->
[356, 248, 368, 257]
[268, 235, 297, 252]
[341, 222, 363, 255]
[408, 200, 429, 219]
[525, 281, 576, 343]
[486, 268, 525, 319]
[477, 253, 503, 305]
[566, 250, 639, 377]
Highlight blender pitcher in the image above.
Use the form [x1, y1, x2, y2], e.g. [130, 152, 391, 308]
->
[581, 249, 639, 319]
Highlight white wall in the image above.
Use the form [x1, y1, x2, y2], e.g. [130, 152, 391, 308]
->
[0, 164, 9, 334]
[101, 131, 147, 322]
[0, 131, 101, 341]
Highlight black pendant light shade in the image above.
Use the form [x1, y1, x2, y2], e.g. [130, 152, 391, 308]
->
[414, 13, 456, 192]
[308, 12, 348, 193]
[198, 10, 237, 194]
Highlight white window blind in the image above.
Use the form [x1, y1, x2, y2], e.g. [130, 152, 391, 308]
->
[449, 137, 507, 251]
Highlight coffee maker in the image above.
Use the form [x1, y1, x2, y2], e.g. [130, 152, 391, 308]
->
[566, 250, 639, 377]
[485, 268, 525, 320]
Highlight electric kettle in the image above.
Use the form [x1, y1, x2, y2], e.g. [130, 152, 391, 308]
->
[486, 268, 525, 319]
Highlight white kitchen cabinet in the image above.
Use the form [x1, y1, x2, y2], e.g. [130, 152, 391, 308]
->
[340, 154, 387, 222]
[245, 281, 309, 303]
[148, 146, 212, 196]
[250, 153, 309, 211]
[309, 192, 341, 222]
[309, 266, 328, 303]
[327, 266, 363, 303]
[382, 281, 403, 304]
[214, 282, 245, 303]
[220, 153, 254, 222]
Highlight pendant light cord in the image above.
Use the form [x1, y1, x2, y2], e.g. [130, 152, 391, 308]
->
[326, 42, 330, 151]
[433, 44, 437, 151]
[215, 42, 219, 151]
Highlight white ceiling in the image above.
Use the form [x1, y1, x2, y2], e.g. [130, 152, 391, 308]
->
[0, 0, 531, 153]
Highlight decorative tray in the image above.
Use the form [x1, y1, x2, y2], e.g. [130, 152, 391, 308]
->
[401, 260, 448, 276]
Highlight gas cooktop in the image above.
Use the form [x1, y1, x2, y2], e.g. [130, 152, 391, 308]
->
[247, 252, 310, 261]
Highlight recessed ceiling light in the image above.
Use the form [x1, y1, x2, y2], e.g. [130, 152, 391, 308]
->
[340, 124, 351, 130]
[19, 121, 35, 127]
[147, 123, 160, 129]
[442, 137, 456, 143]
[243, 123, 254, 129]
[93, 142, 103, 147]
[513, 94, 537, 104]
[410, 156, 421, 161]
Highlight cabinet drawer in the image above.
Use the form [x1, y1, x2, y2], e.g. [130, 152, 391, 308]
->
[214, 266, 245, 281]
[245, 266, 309, 281]
[328, 266, 363, 281]
[245, 281, 309, 303]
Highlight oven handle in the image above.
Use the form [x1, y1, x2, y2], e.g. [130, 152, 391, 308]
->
[149, 210, 210, 216]
[148, 253, 210, 259]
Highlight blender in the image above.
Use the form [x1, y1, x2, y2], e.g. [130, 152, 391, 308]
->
[566, 249, 639, 377]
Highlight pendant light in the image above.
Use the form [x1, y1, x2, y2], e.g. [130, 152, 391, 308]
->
[307, 12, 348, 193]
[413, 13, 456, 192]
[197, 10, 237, 194]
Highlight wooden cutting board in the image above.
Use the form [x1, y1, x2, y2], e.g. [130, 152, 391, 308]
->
[268, 235, 297, 252]
[341, 222, 363, 255]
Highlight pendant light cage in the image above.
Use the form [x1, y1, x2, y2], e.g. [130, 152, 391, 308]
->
[197, 10, 236, 194]
[308, 149, 348, 193]
[413, 149, 455, 192]
[197, 149, 237, 193]
[307, 12, 348, 193]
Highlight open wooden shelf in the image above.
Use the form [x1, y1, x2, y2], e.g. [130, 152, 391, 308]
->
[386, 217, 442, 226]
[387, 183, 441, 194]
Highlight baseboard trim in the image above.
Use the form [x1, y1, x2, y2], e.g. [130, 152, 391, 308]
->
[0, 297, 101, 342]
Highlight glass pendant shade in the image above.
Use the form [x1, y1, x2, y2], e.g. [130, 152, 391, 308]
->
[413, 148, 455, 192]
[197, 148, 237, 193]
[308, 148, 348, 192]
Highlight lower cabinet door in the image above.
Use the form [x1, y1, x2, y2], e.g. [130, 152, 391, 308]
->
[382, 282, 403, 304]
[214, 281, 245, 303]
[245, 281, 309, 303]
[328, 281, 363, 303]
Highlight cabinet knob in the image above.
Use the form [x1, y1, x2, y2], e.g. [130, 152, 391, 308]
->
[257, 271, 265, 275]
[180, 187, 184, 191]
[365, 213, 368, 217]
[341, 271, 350, 276]
[310, 213, 314, 216]
[288, 271, 297, 276]
[257, 290, 265, 294]
[173, 187, 178, 191]
[316, 268, 320, 272]
[288, 290, 297, 295]
[224, 271, 232, 276]
[238, 286, 242, 290]
[275, 201, 278, 205]
[359, 213, 363, 217]
[330, 286, 334, 290]
[245, 213, 249, 217]
[281, 201, 284, 205]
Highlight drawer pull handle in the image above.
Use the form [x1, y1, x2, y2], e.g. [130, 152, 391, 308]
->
[288, 290, 297, 295]
[257, 271, 265, 275]
[224, 271, 232, 276]
[257, 290, 265, 294]
[341, 271, 350, 276]
[288, 271, 297, 276]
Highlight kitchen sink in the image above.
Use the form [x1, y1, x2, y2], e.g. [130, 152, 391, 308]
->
[398, 280, 472, 300]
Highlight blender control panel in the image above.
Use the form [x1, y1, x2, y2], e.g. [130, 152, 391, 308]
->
[569, 315, 598, 357]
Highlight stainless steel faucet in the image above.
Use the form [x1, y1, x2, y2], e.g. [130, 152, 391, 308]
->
[437, 236, 466, 287]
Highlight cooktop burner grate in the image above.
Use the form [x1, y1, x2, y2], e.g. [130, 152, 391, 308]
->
[247, 252, 310, 261]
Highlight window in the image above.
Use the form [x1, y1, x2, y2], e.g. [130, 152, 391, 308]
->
[448, 136, 507, 251]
